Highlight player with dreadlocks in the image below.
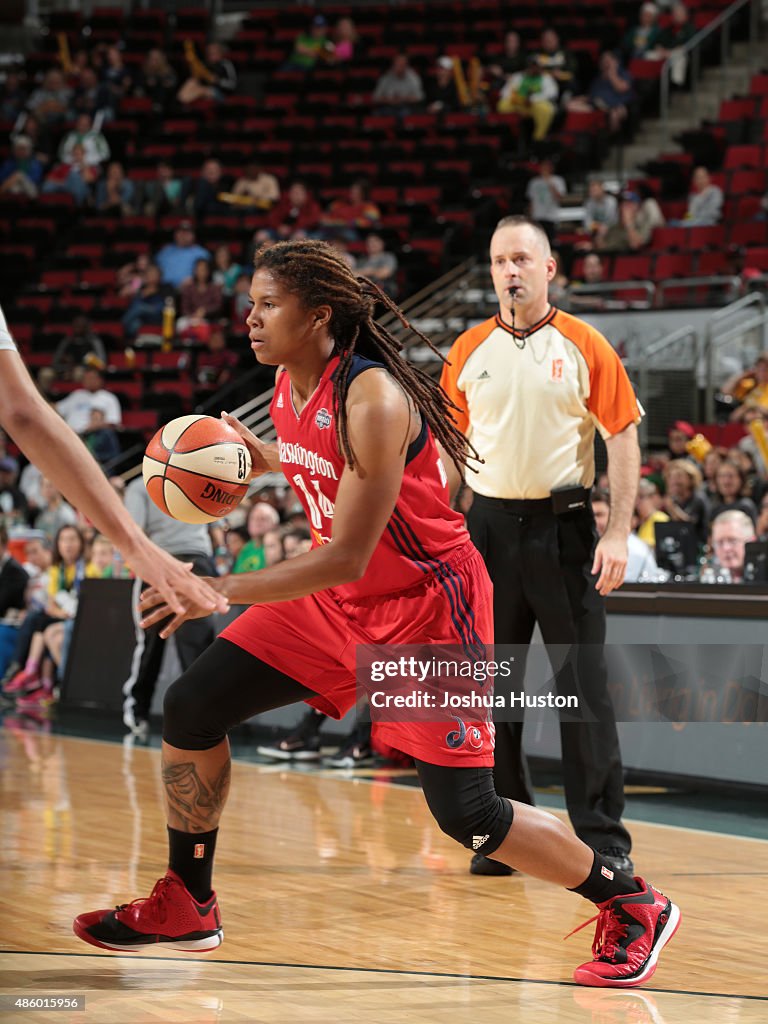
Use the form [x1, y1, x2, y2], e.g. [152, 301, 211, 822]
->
[74, 240, 679, 990]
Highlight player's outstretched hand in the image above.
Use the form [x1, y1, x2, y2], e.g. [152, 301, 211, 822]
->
[129, 545, 229, 620]
[221, 411, 273, 477]
[139, 572, 225, 638]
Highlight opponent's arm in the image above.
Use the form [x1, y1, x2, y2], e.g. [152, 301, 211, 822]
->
[0, 349, 227, 615]
[142, 371, 414, 635]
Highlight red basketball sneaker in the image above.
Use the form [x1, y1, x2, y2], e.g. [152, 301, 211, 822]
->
[73, 871, 223, 952]
[570, 878, 681, 988]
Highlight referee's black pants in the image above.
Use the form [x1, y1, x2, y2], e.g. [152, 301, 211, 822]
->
[122, 553, 216, 726]
[468, 492, 631, 854]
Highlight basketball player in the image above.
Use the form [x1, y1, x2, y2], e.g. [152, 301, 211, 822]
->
[0, 303, 227, 618]
[73, 242, 679, 987]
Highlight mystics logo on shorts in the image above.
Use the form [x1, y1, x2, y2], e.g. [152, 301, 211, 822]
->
[315, 408, 332, 430]
[445, 716, 484, 751]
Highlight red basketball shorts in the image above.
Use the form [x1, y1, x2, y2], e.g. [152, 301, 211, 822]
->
[220, 543, 495, 767]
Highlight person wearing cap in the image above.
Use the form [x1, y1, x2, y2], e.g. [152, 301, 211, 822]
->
[284, 16, 333, 71]
[426, 57, 462, 114]
[0, 135, 44, 198]
[497, 53, 558, 140]
[598, 183, 664, 252]
[155, 223, 211, 289]
[666, 419, 699, 463]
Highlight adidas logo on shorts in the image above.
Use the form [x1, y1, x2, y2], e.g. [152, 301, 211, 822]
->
[472, 834, 490, 850]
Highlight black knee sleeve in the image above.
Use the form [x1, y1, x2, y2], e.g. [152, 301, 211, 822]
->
[163, 675, 227, 750]
[416, 762, 514, 856]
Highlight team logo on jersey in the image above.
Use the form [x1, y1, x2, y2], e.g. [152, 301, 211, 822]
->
[472, 834, 490, 850]
[446, 717, 484, 751]
[315, 407, 332, 430]
[276, 393, 284, 408]
[551, 358, 564, 382]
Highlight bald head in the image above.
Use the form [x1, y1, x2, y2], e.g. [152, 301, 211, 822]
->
[491, 216, 551, 258]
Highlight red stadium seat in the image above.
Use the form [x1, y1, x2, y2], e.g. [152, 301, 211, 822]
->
[41, 270, 78, 290]
[654, 252, 693, 279]
[743, 247, 768, 271]
[728, 222, 768, 246]
[696, 251, 729, 276]
[723, 145, 763, 169]
[728, 169, 768, 195]
[612, 254, 653, 280]
[749, 74, 768, 95]
[81, 269, 117, 290]
[121, 410, 159, 432]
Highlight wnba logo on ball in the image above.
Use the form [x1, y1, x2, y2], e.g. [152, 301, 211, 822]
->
[315, 408, 332, 430]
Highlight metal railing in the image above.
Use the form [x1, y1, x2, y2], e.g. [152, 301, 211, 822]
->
[565, 280, 656, 310]
[625, 326, 701, 447]
[704, 291, 768, 419]
[659, 0, 759, 146]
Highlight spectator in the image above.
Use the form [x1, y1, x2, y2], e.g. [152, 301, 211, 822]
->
[196, 326, 239, 391]
[567, 253, 607, 309]
[356, 233, 399, 298]
[233, 502, 280, 573]
[26, 69, 71, 127]
[321, 181, 381, 240]
[56, 366, 122, 434]
[486, 30, 527, 88]
[497, 54, 558, 141]
[136, 49, 178, 112]
[83, 408, 122, 469]
[525, 158, 566, 243]
[710, 510, 757, 582]
[58, 112, 110, 167]
[586, 51, 635, 134]
[155, 222, 211, 289]
[224, 526, 249, 567]
[121, 262, 170, 339]
[709, 458, 758, 525]
[52, 316, 107, 380]
[212, 245, 243, 296]
[662, 458, 710, 546]
[583, 179, 619, 240]
[117, 251, 151, 298]
[98, 45, 132, 118]
[425, 57, 462, 114]
[88, 534, 120, 577]
[0, 458, 29, 525]
[677, 166, 723, 227]
[191, 158, 231, 219]
[665, 419, 698, 462]
[18, 462, 44, 522]
[372, 54, 425, 115]
[34, 478, 78, 539]
[139, 161, 185, 217]
[0, 135, 44, 198]
[756, 492, 768, 539]
[282, 526, 312, 558]
[42, 142, 99, 206]
[178, 259, 223, 339]
[230, 162, 280, 209]
[702, 448, 724, 502]
[649, 2, 695, 86]
[329, 17, 358, 63]
[94, 160, 135, 215]
[264, 181, 322, 241]
[177, 41, 237, 105]
[634, 478, 670, 551]
[724, 353, 768, 420]
[71, 65, 100, 117]
[593, 488, 658, 581]
[262, 528, 285, 567]
[21, 535, 52, 613]
[599, 186, 665, 252]
[284, 16, 333, 71]
[0, 68, 28, 121]
[535, 27, 577, 101]
[231, 272, 253, 329]
[623, 3, 661, 60]
[738, 407, 768, 477]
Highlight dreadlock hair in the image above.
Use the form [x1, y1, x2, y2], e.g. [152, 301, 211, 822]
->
[252, 239, 477, 471]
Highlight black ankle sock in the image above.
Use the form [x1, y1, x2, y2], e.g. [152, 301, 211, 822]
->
[569, 850, 643, 904]
[167, 826, 218, 903]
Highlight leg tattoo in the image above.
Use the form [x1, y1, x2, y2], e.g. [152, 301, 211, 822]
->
[162, 758, 231, 832]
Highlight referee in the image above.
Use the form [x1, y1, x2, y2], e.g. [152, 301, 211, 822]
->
[441, 215, 640, 876]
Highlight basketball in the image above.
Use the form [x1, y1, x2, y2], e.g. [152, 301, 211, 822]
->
[142, 414, 252, 524]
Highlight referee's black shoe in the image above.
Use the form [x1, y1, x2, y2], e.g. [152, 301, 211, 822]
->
[470, 853, 516, 876]
[598, 847, 635, 874]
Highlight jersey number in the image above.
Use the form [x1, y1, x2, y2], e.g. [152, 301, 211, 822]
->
[291, 474, 335, 531]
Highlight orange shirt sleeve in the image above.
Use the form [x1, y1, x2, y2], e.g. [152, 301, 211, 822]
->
[555, 312, 641, 437]
[440, 340, 471, 435]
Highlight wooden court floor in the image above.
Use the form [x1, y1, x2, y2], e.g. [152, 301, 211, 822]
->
[1, 726, 766, 1024]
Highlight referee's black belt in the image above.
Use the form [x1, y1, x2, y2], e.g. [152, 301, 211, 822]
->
[471, 489, 590, 516]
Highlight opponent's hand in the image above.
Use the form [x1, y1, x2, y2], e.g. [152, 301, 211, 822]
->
[221, 411, 273, 477]
[139, 574, 224, 638]
[128, 545, 229, 621]
[592, 532, 628, 596]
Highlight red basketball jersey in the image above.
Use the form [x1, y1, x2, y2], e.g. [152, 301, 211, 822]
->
[271, 354, 470, 601]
